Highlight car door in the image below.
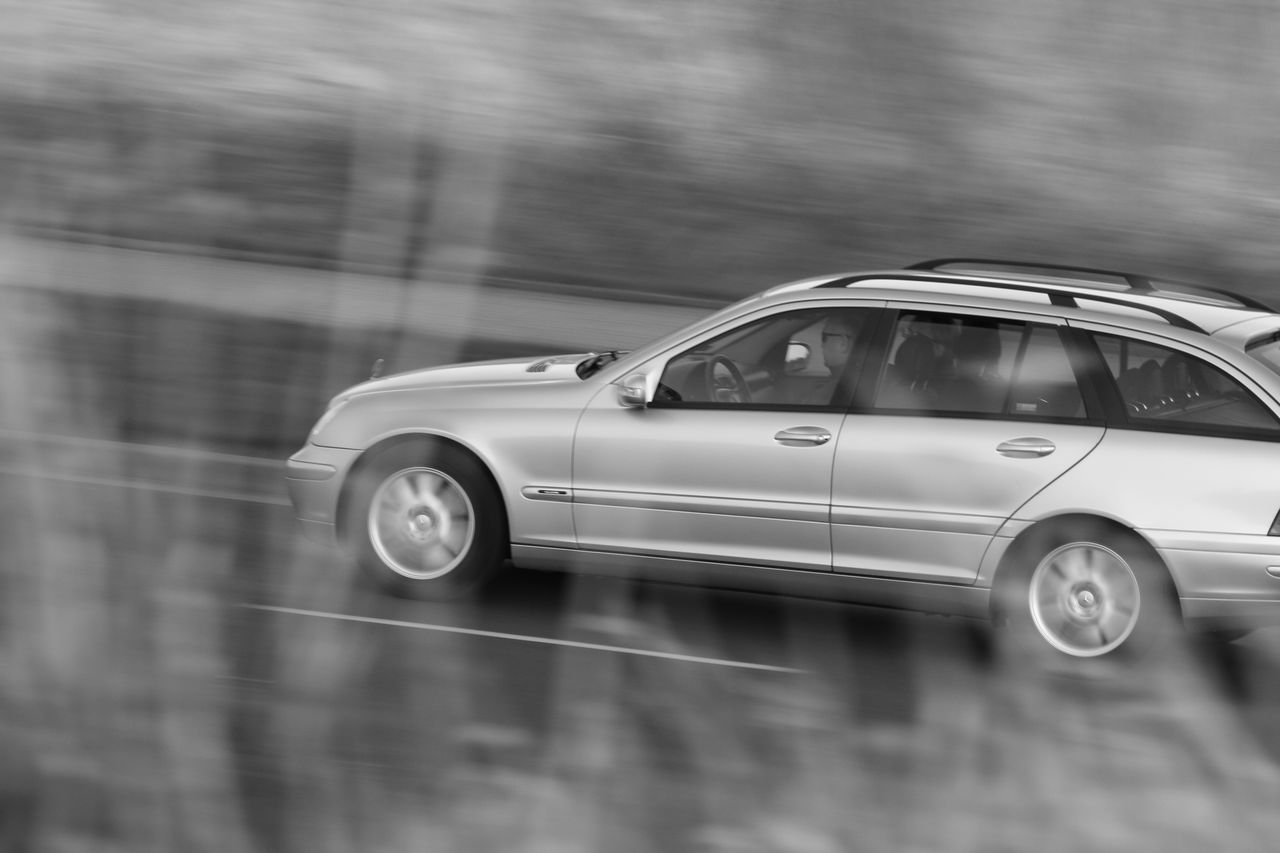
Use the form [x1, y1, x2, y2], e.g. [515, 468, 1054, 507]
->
[830, 306, 1106, 582]
[1014, 328, 1280, 583]
[572, 304, 883, 571]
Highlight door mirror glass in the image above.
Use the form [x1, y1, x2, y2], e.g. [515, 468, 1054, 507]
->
[784, 341, 811, 374]
[616, 373, 649, 408]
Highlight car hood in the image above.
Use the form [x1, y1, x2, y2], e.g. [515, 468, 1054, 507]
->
[335, 353, 595, 401]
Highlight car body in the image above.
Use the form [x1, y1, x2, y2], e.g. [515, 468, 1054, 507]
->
[287, 258, 1280, 663]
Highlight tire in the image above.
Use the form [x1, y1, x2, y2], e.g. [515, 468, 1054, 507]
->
[994, 520, 1180, 674]
[344, 441, 507, 599]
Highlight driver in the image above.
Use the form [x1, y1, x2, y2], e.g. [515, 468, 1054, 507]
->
[798, 314, 860, 405]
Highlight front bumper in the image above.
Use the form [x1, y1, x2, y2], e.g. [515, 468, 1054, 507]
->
[285, 443, 360, 546]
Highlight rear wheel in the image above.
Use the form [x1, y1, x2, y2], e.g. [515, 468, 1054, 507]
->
[996, 521, 1179, 672]
[345, 441, 507, 599]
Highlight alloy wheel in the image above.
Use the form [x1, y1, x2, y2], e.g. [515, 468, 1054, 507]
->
[1028, 541, 1141, 658]
[367, 467, 475, 580]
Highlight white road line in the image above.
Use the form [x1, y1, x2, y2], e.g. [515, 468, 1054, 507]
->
[242, 603, 806, 674]
[0, 466, 291, 505]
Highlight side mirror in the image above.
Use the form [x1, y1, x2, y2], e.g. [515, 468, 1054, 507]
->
[616, 373, 649, 408]
[785, 341, 811, 374]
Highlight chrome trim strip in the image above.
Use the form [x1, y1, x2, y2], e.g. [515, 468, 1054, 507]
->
[1146, 529, 1280, 555]
[831, 506, 1002, 536]
[571, 488, 827, 523]
[521, 486, 574, 502]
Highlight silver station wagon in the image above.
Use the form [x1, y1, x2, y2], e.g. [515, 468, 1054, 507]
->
[287, 259, 1280, 664]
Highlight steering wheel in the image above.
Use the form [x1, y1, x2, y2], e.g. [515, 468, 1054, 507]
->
[707, 355, 751, 403]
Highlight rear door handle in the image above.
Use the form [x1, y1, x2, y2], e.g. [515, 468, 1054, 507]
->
[774, 426, 832, 446]
[997, 437, 1056, 458]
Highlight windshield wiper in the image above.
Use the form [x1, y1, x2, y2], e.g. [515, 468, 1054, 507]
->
[577, 350, 623, 379]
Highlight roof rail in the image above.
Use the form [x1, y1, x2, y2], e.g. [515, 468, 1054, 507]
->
[819, 273, 1204, 332]
[906, 258, 1155, 289]
[906, 257, 1273, 312]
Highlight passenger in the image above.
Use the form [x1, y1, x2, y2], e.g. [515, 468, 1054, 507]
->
[942, 323, 1005, 412]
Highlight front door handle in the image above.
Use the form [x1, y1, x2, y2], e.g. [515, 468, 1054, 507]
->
[774, 426, 832, 446]
[997, 437, 1056, 458]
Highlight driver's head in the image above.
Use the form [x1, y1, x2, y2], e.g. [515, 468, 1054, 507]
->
[820, 314, 858, 372]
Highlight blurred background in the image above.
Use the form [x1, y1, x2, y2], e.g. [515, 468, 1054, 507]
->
[3, 1, 1280, 850]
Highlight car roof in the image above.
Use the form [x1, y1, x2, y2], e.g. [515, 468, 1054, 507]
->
[761, 258, 1279, 341]
[593, 261, 1280, 387]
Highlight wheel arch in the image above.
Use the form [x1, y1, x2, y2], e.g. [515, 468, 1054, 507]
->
[989, 512, 1182, 623]
[335, 431, 510, 555]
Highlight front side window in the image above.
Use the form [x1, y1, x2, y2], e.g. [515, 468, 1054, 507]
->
[655, 308, 872, 408]
[1092, 333, 1280, 436]
[874, 311, 1085, 419]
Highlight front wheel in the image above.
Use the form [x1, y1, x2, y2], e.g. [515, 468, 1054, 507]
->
[996, 523, 1179, 671]
[345, 441, 507, 599]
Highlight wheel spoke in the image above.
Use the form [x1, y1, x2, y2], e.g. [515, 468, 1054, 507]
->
[1058, 619, 1091, 650]
[422, 542, 455, 570]
[393, 476, 417, 508]
[1036, 581, 1060, 612]
[441, 519, 469, 556]
[376, 482, 403, 515]
[1056, 549, 1089, 581]
[420, 473, 448, 503]
[1043, 611, 1075, 645]
[1073, 546, 1105, 583]
[1090, 551, 1118, 583]
[1095, 561, 1137, 610]
[1100, 604, 1136, 641]
[374, 511, 400, 542]
[439, 486, 469, 519]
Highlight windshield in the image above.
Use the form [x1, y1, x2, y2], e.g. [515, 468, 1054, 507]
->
[1247, 332, 1280, 379]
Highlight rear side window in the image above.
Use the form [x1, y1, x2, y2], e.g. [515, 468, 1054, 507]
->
[1093, 333, 1280, 436]
[874, 311, 1085, 420]
[1009, 326, 1086, 419]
